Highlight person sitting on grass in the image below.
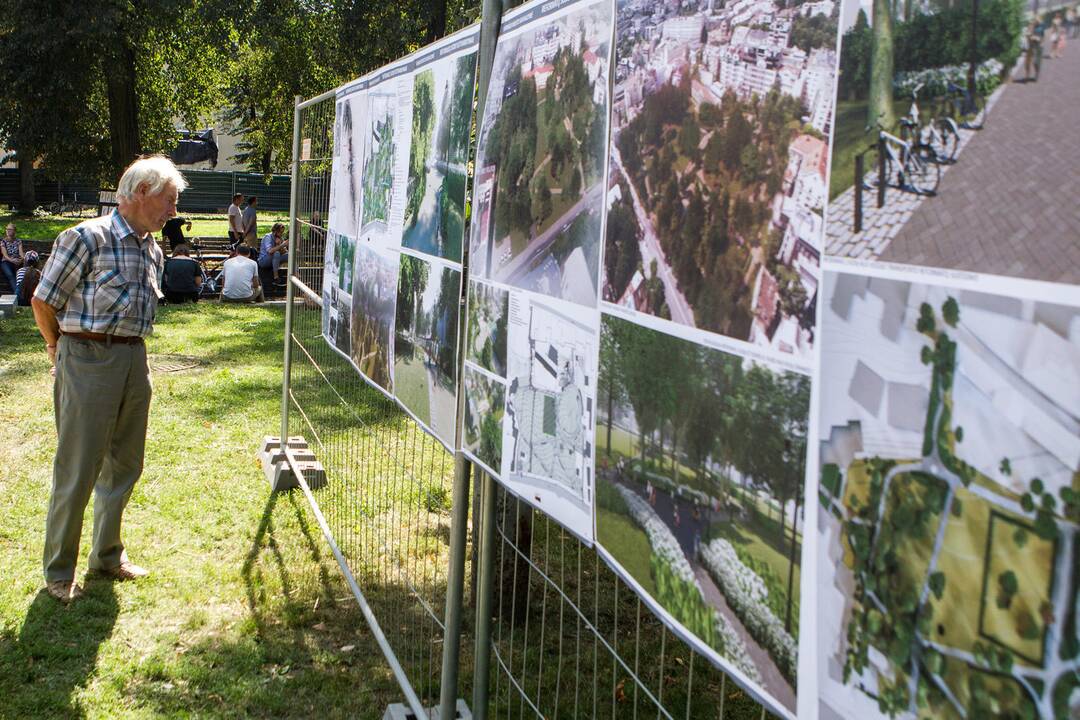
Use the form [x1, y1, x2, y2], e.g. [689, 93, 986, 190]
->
[15, 250, 40, 306]
[257, 222, 289, 286]
[1, 222, 23, 294]
[219, 245, 264, 303]
[162, 243, 203, 304]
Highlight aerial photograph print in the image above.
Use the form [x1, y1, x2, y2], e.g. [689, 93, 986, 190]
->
[322, 231, 356, 358]
[470, 0, 613, 307]
[393, 253, 462, 444]
[466, 280, 509, 378]
[403, 52, 477, 264]
[817, 271, 1080, 719]
[350, 242, 399, 392]
[604, 0, 838, 360]
[463, 365, 507, 477]
[360, 92, 398, 233]
[595, 313, 811, 713]
[826, 0, 1080, 285]
[330, 92, 363, 238]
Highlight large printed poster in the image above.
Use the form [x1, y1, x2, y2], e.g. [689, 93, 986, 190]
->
[587, 0, 839, 712]
[462, 0, 615, 542]
[320, 25, 480, 451]
[815, 0, 1080, 717]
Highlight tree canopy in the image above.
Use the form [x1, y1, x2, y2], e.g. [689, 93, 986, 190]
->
[0, 0, 481, 201]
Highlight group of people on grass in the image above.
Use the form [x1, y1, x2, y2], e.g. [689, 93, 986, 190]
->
[158, 191, 288, 304]
[4, 190, 289, 307]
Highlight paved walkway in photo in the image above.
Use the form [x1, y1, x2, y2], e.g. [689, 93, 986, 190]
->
[631, 482, 797, 712]
[827, 45, 1080, 285]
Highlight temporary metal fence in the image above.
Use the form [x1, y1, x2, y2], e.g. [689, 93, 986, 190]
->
[278, 5, 784, 718]
[0, 168, 291, 214]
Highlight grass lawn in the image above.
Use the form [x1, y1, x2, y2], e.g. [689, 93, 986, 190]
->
[0, 303, 400, 718]
[393, 347, 432, 426]
[1, 212, 290, 244]
[595, 508, 657, 598]
[933, 486, 994, 654]
[981, 513, 1055, 665]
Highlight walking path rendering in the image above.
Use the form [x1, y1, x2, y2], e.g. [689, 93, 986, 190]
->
[628, 481, 797, 712]
[826, 44, 1080, 285]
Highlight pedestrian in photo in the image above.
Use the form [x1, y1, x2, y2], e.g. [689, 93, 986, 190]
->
[1, 222, 24, 293]
[1052, 14, 1066, 58]
[31, 155, 185, 604]
[1023, 19, 1043, 81]
[162, 243, 203, 304]
[227, 193, 244, 248]
[241, 195, 258, 249]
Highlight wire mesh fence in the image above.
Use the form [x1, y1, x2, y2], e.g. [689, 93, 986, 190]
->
[285, 94, 468, 716]
[283, 69, 784, 720]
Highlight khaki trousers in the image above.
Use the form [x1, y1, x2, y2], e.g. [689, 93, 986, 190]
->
[43, 335, 151, 582]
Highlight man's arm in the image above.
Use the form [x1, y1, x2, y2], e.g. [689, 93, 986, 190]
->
[32, 298, 60, 365]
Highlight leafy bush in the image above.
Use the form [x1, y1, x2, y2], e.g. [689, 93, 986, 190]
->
[616, 485, 760, 682]
[838, 0, 1023, 101]
[700, 539, 798, 682]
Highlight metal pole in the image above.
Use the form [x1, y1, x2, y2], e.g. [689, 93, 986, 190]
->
[464, 1, 506, 716]
[854, 153, 863, 233]
[472, 472, 498, 720]
[877, 136, 887, 209]
[281, 95, 302, 446]
[439, 455, 472, 719]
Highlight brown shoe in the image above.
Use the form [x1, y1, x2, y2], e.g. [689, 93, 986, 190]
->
[46, 581, 84, 604]
[92, 561, 149, 581]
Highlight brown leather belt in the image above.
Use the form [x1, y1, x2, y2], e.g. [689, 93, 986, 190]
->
[62, 331, 144, 345]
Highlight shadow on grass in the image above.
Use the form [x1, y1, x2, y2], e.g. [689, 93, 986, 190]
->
[0, 580, 119, 718]
[125, 490, 401, 718]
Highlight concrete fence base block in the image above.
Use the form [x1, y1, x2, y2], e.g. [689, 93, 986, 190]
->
[382, 700, 471, 720]
[0, 295, 17, 319]
[258, 435, 325, 492]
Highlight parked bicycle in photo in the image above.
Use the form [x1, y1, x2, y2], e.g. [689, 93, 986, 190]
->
[943, 80, 986, 130]
[900, 83, 960, 164]
[866, 117, 941, 197]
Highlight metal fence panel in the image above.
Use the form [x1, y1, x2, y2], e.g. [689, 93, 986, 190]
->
[284, 95, 468, 719]
[280, 12, 790, 717]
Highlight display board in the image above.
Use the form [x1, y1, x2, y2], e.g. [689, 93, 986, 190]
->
[320, 0, 1080, 716]
[814, 2, 1080, 718]
[461, 0, 614, 543]
[320, 25, 480, 451]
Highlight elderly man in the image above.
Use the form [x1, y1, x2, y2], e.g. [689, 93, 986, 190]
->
[31, 155, 184, 603]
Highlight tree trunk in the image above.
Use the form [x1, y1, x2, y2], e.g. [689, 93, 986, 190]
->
[17, 152, 35, 214]
[425, 0, 448, 44]
[261, 149, 272, 176]
[868, 0, 897, 130]
[784, 490, 801, 633]
[605, 379, 614, 457]
[106, 42, 141, 180]
[967, 0, 979, 96]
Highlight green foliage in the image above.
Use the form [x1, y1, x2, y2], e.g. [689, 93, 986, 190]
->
[928, 571, 946, 600]
[996, 569, 1018, 609]
[941, 297, 959, 327]
[603, 192, 643, 302]
[652, 555, 718, 652]
[917, 302, 936, 335]
[790, 11, 839, 51]
[406, 70, 437, 224]
[839, 0, 1024, 102]
[821, 464, 842, 497]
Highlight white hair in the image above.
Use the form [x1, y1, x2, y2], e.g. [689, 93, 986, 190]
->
[115, 155, 188, 200]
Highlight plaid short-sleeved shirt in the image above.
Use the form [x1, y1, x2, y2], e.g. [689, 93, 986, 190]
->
[34, 210, 164, 337]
